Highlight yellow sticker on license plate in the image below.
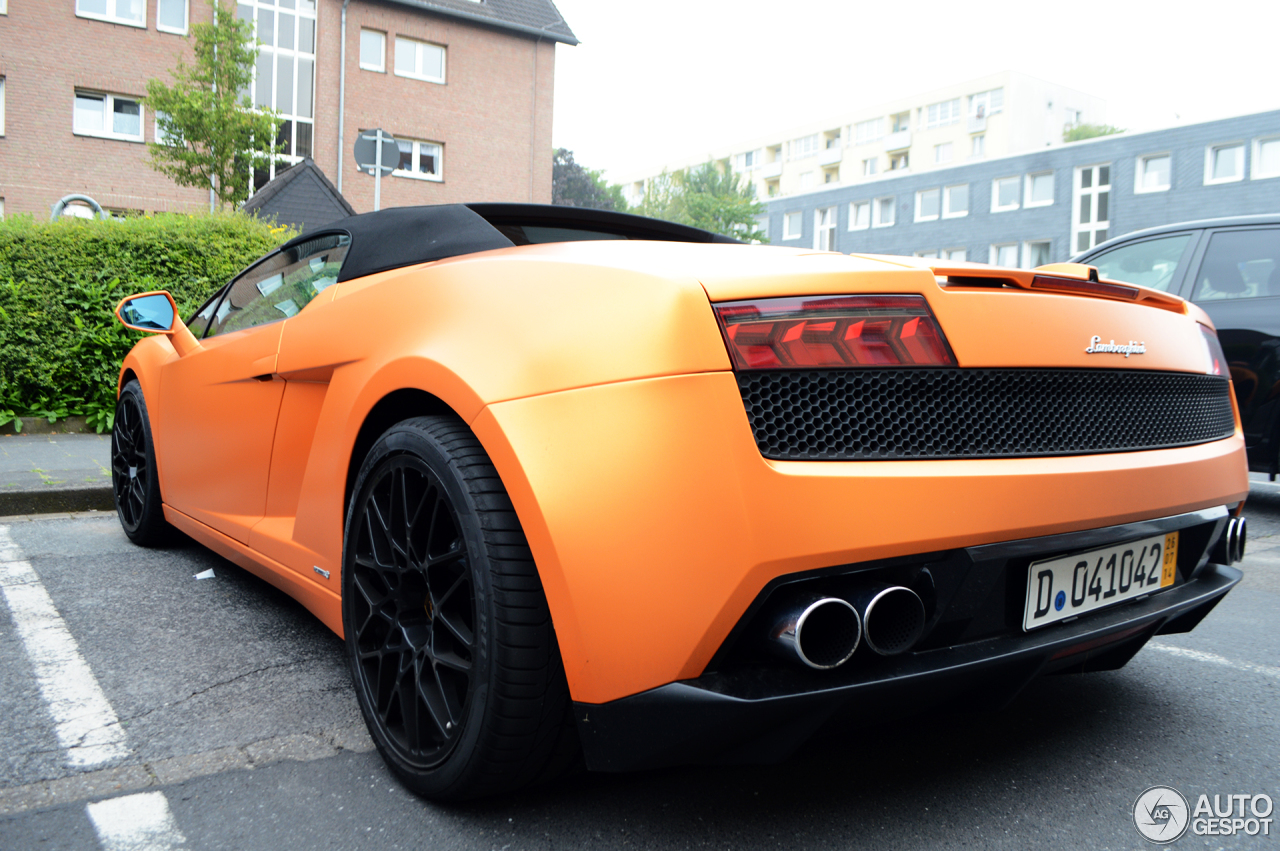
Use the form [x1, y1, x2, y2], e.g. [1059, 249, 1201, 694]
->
[1023, 530, 1180, 631]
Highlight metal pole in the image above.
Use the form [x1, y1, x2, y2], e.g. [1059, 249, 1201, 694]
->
[374, 130, 382, 212]
[338, 0, 352, 194]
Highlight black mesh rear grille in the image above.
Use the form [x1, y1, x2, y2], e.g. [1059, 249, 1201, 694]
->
[737, 369, 1235, 460]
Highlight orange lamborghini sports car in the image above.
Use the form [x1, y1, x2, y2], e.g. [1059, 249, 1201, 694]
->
[112, 204, 1249, 800]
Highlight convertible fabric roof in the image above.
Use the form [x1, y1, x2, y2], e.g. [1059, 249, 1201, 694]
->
[283, 203, 739, 284]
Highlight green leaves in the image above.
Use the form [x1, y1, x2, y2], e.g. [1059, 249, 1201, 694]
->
[0, 212, 292, 433]
[632, 162, 767, 242]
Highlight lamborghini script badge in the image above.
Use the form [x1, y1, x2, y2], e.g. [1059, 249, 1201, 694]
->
[1086, 335, 1146, 357]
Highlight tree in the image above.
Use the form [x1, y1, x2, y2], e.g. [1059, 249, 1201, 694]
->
[1064, 123, 1125, 143]
[144, 0, 282, 209]
[551, 149, 626, 211]
[635, 162, 767, 242]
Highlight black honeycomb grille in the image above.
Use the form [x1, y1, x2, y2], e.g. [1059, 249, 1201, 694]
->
[737, 369, 1235, 460]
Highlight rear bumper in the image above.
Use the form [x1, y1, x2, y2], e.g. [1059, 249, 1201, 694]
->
[574, 510, 1241, 772]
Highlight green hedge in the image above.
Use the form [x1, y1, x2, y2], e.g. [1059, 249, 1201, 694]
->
[0, 213, 294, 432]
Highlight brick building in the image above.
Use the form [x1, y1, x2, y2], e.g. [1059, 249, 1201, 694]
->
[0, 0, 576, 219]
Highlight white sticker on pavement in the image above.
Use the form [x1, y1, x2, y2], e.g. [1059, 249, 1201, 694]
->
[0, 526, 129, 767]
[87, 791, 187, 851]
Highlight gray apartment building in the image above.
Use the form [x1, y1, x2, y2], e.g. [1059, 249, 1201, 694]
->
[767, 110, 1280, 266]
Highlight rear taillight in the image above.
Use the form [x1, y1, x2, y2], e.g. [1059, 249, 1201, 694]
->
[713, 295, 956, 370]
[1199, 324, 1227, 376]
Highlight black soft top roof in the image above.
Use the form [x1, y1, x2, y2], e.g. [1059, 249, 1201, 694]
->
[279, 203, 741, 283]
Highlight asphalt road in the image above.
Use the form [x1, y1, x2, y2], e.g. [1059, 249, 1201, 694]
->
[0, 503, 1277, 851]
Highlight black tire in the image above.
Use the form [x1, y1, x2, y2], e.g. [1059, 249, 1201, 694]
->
[111, 380, 172, 546]
[342, 415, 577, 800]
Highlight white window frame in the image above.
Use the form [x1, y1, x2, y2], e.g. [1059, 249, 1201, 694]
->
[73, 91, 145, 142]
[915, 188, 941, 223]
[1135, 153, 1172, 193]
[1022, 240, 1052, 269]
[75, 0, 144, 27]
[915, 250, 939, 259]
[971, 134, 985, 159]
[991, 176, 1020, 212]
[942, 183, 968, 218]
[783, 211, 803, 241]
[990, 243, 1019, 267]
[848, 201, 870, 231]
[862, 157, 878, 177]
[943, 247, 967, 262]
[392, 138, 444, 182]
[968, 88, 1003, 117]
[923, 98, 961, 129]
[814, 207, 837, 251]
[1024, 171, 1054, 207]
[156, 0, 189, 34]
[1204, 142, 1245, 185]
[394, 36, 447, 84]
[854, 118, 884, 146]
[873, 196, 895, 228]
[0, 1, 7, 14]
[934, 142, 953, 165]
[1252, 136, 1280, 180]
[360, 29, 387, 72]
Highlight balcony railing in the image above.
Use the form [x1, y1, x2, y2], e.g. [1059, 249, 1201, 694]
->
[818, 147, 843, 167]
[968, 115, 987, 134]
[882, 130, 911, 151]
[760, 161, 783, 179]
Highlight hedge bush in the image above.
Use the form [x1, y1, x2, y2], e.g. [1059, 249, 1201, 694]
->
[0, 213, 294, 432]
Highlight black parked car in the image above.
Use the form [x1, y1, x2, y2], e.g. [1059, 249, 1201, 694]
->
[1075, 215, 1280, 475]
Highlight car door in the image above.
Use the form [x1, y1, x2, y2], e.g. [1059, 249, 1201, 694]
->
[1182, 226, 1280, 470]
[1085, 231, 1201, 294]
[156, 251, 300, 543]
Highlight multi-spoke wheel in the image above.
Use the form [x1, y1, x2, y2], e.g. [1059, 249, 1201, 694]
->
[111, 380, 171, 546]
[342, 416, 577, 800]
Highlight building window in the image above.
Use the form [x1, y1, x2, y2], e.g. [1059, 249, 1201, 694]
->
[923, 98, 961, 129]
[889, 152, 909, 171]
[971, 134, 985, 159]
[854, 118, 884, 145]
[968, 88, 1003, 117]
[934, 142, 953, 165]
[799, 171, 815, 190]
[788, 134, 819, 160]
[943, 247, 967, 262]
[1073, 163, 1111, 253]
[783, 211, 803, 240]
[395, 36, 446, 83]
[862, 157, 878, 177]
[1025, 171, 1054, 206]
[1204, 142, 1244, 184]
[915, 188, 941, 222]
[992, 176, 1020, 212]
[849, 201, 871, 230]
[76, 0, 143, 27]
[1253, 137, 1280, 180]
[990, 243, 1018, 267]
[873, 196, 895, 228]
[735, 150, 759, 171]
[157, 0, 188, 33]
[1136, 153, 1171, 193]
[890, 112, 909, 133]
[393, 138, 443, 181]
[1023, 240, 1051, 269]
[914, 250, 938, 259]
[243, 0, 317, 190]
[73, 91, 143, 141]
[360, 29, 386, 72]
[814, 207, 837, 251]
[943, 184, 968, 218]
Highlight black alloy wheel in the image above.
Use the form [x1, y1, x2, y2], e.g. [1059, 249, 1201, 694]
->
[111, 380, 171, 546]
[342, 416, 577, 800]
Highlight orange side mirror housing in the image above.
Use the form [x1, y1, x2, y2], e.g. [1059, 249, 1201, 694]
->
[114, 290, 202, 356]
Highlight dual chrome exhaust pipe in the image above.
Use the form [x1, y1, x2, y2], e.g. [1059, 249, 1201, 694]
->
[1213, 515, 1247, 565]
[769, 585, 926, 670]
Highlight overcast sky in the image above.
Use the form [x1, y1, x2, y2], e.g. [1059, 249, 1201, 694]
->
[549, 0, 1280, 182]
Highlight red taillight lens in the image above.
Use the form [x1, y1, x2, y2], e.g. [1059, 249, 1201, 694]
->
[713, 295, 956, 370]
[1199, 324, 1227, 376]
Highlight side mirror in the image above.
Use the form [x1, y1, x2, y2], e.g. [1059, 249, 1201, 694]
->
[114, 290, 201, 356]
[116, 292, 177, 333]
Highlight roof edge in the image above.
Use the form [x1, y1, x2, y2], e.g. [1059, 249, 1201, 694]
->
[380, 0, 579, 45]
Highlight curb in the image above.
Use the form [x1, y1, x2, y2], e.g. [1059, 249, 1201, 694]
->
[0, 485, 115, 517]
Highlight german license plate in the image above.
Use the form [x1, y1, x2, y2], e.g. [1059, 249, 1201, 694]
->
[1023, 531, 1179, 631]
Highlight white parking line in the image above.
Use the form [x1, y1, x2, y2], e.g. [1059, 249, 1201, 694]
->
[87, 791, 187, 851]
[1147, 642, 1280, 682]
[0, 526, 128, 768]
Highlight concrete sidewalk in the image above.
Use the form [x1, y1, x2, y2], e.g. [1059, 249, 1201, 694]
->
[0, 433, 114, 516]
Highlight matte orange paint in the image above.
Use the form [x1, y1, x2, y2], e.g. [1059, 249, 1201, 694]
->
[117, 241, 1249, 706]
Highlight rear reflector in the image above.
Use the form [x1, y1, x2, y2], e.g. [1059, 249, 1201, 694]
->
[1031, 275, 1139, 300]
[713, 295, 956, 370]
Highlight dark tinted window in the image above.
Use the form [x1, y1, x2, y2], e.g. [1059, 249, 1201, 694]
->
[1191, 229, 1280, 301]
[205, 234, 350, 337]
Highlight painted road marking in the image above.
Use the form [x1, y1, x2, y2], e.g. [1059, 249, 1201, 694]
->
[0, 526, 128, 768]
[87, 791, 187, 851]
[1148, 642, 1280, 682]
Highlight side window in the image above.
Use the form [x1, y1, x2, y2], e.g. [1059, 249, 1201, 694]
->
[1089, 234, 1192, 292]
[1191, 229, 1280, 302]
[205, 234, 351, 337]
